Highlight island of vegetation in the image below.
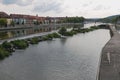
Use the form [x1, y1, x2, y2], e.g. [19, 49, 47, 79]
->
[0, 26, 101, 60]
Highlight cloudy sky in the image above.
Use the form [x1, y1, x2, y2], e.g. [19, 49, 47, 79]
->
[0, 0, 120, 18]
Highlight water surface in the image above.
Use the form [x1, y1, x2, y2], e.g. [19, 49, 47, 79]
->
[0, 29, 110, 80]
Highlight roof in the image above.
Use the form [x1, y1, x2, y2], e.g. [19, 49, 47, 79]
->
[0, 12, 10, 18]
[10, 14, 29, 19]
[10, 14, 42, 20]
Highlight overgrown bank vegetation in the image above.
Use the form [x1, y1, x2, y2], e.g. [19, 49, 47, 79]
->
[0, 26, 101, 60]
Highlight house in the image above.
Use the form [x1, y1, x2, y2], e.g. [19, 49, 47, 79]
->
[37, 17, 45, 24]
[44, 17, 59, 24]
[0, 12, 9, 18]
[0, 12, 12, 26]
[10, 14, 45, 25]
[10, 14, 29, 25]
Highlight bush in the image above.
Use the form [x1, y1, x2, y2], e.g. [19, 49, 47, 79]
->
[52, 33, 61, 38]
[71, 30, 77, 34]
[11, 40, 29, 49]
[0, 18, 7, 27]
[2, 41, 12, 49]
[42, 36, 49, 41]
[64, 31, 74, 36]
[30, 37, 39, 44]
[0, 47, 11, 60]
[58, 27, 67, 35]
[46, 34, 53, 39]
[1, 41, 14, 52]
[90, 26, 99, 29]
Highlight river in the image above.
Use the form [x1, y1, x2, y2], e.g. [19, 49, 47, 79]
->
[0, 24, 110, 80]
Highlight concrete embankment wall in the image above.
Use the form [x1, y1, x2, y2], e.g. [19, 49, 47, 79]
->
[98, 25, 120, 80]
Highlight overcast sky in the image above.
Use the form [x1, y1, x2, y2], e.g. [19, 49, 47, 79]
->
[0, 0, 120, 18]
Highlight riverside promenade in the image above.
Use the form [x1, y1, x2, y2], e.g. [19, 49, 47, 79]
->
[98, 25, 120, 80]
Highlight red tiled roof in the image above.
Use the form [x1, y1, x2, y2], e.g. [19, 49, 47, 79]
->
[0, 12, 10, 18]
[27, 15, 37, 20]
[10, 14, 43, 20]
[10, 14, 29, 19]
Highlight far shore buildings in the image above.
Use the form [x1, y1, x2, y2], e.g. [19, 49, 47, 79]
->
[0, 11, 65, 27]
[10, 14, 46, 25]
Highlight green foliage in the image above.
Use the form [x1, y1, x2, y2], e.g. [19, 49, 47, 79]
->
[64, 31, 74, 36]
[0, 32, 8, 39]
[0, 46, 11, 60]
[46, 34, 53, 39]
[10, 21, 15, 26]
[73, 26, 100, 33]
[100, 16, 120, 24]
[59, 27, 79, 36]
[59, 27, 67, 35]
[52, 33, 61, 38]
[30, 37, 39, 44]
[0, 18, 7, 27]
[2, 41, 12, 49]
[11, 40, 29, 49]
[42, 34, 53, 41]
[40, 33, 61, 41]
[1, 41, 15, 52]
[63, 17, 85, 23]
[42, 36, 49, 41]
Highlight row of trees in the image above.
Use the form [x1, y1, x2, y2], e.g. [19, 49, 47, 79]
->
[62, 17, 85, 23]
[100, 16, 120, 26]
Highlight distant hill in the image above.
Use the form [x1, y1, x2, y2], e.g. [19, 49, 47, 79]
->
[101, 15, 120, 23]
[105, 15, 120, 19]
[86, 14, 120, 23]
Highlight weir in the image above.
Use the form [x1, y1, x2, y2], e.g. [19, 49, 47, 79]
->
[98, 25, 120, 80]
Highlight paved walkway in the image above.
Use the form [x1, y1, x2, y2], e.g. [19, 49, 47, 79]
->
[98, 25, 120, 80]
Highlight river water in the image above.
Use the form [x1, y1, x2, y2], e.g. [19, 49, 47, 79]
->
[0, 24, 110, 80]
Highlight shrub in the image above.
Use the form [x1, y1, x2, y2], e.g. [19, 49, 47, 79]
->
[11, 40, 28, 49]
[0, 47, 11, 60]
[1, 41, 15, 52]
[52, 33, 61, 38]
[58, 27, 67, 35]
[46, 34, 53, 39]
[30, 37, 39, 44]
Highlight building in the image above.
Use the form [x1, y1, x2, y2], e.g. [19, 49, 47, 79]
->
[37, 17, 45, 24]
[0, 12, 9, 18]
[0, 12, 12, 26]
[10, 14, 29, 25]
[10, 14, 46, 25]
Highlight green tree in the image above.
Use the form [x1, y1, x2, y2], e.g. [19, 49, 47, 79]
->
[0, 18, 7, 27]
[62, 17, 85, 23]
[59, 27, 67, 35]
[10, 21, 15, 27]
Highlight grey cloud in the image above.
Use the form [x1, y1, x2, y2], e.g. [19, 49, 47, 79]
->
[1, 0, 33, 6]
[94, 5, 103, 10]
[93, 5, 110, 11]
[82, 1, 93, 7]
[82, 4, 89, 7]
[33, 1, 62, 13]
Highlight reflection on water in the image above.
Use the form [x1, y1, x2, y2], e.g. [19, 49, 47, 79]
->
[0, 29, 110, 80]
[84, 22, 103, 28]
